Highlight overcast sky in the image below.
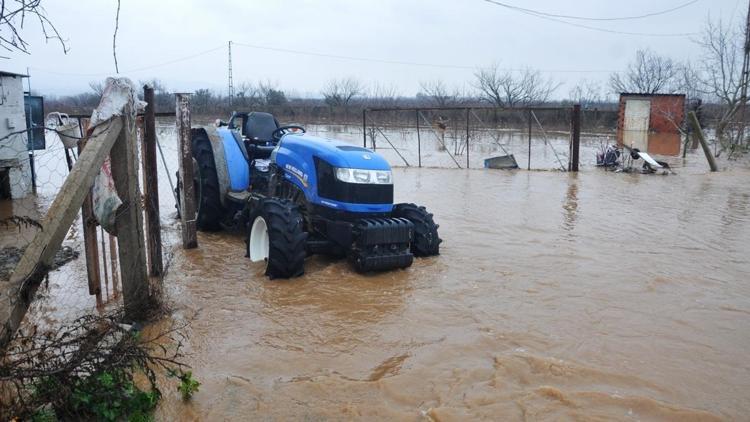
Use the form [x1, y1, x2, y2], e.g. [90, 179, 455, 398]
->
[4, 0, 744, 98]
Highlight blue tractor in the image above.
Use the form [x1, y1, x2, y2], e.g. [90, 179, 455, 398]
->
[177, 111, 441, 278]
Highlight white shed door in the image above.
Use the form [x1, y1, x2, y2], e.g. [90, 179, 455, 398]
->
[623, 99, 650, 151]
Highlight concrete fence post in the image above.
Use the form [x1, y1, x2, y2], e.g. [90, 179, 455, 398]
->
[176, 93, 198, 249]
[110, 111, 150, 321]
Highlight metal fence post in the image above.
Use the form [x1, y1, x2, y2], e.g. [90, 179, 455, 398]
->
[527, 109, 532, 170]
[142, 85, 163, 276]
[570, 104, 581, 172]
[465, 108, 470, 169]
[362, 109, 367, 148]
[416, 109, 421, 168]
[176, 93, 198, 249]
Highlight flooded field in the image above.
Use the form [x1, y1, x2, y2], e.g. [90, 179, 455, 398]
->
[8, 121, 750, 420]
[156, 166, 749, 420]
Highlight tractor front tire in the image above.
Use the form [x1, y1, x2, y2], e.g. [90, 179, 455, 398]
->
[393, 203, 441, 256]
[192, 132, 224, 231]
[248, 198, 308, 279]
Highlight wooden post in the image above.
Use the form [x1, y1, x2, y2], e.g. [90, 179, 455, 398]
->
[109, 235, 120, 298]
[110, 109, 150, 320]
[688, 111, 718, 172]
[77, 120, 102, 304]
[416, 110, 421, 168]
[100, 225, 109, 298]
[142, 85, 164, 276]
[570, 104, 581, 172]
[176, 93, 198, 249]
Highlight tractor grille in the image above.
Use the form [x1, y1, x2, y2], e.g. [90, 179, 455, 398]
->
[355, 218, 413, 245]
[315, 157, 393, 204]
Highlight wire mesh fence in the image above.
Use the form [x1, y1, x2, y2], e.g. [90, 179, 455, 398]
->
[356, 107, 584, 171]
[0, 92, 184, 336]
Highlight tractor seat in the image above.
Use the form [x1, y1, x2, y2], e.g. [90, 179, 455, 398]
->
[244, 112, 280, 144]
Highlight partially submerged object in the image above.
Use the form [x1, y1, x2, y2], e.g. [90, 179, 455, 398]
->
[177, 111, 441, 278]
[635, 150, 663, 169]
[595, 144, 673, 174]
[46, 112, 79, 149]
[596, 144, 621, 168]
[484, 154, 519, 169]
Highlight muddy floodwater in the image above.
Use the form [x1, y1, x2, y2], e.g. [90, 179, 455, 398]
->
[154, 164, 750, 421]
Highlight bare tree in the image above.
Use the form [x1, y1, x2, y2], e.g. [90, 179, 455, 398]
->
[368, 82, 400, 108]
[418, 80, 459, 107]
[139, 78, 172, 110]
[694, 17, 745, 147]
[258, 80, 287, 107]
[609, 49, 678, 94]
[673, 61, 703, 102]
[568, 79, 604, 105]
[0, 0, 68, 56]
[474, 64, 559, 107]
[233, 81, 262, 107]
[321, 77, 363, 108]
[88, 81, 105, 96]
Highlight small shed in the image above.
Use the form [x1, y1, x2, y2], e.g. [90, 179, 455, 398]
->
[0, 71, 33, 199]
[616, 93, 685, 156]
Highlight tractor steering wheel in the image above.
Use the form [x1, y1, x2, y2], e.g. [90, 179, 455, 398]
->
[272, 125, 306, 141]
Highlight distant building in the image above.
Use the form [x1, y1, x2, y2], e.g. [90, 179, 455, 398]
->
[616, 93, 685, 156]
[0, 71, 33, 199]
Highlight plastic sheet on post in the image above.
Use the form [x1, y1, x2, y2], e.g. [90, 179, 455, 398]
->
[93, 157, 122, 235]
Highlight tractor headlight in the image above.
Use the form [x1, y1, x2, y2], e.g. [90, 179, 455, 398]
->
[335, 168, 392, 184]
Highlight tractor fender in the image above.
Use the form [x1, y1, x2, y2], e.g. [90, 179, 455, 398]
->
[192, 126, 230, 208]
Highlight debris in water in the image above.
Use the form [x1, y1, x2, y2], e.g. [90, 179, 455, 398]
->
[0, 246, 79, 281]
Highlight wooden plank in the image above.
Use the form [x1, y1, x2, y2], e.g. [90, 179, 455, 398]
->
[109, 234, 120, 298]
[110, 112, 150, 321]
[176, 93, 197, 249]
[0, 117, 124, 346]
[100, 225, 109, 299]
[78, 125, 102, 303]
[142, 86, 163, 276]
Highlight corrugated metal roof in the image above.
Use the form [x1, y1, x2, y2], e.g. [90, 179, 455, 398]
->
[619, 92, 685, 98]
[0, 70, 29, 78]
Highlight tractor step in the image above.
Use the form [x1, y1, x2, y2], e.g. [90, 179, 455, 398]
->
[226, 190, 251, 204]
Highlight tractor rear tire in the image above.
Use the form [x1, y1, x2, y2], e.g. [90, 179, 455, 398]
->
[192, 132, 224, 231]
[393, 203, 441, 256]
[248, 198, 308, 279]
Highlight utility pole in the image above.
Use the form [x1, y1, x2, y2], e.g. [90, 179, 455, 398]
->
[737, 0, 750, 145]
[228, 40, 234, 108]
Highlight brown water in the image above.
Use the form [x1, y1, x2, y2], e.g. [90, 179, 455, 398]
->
[154, 166, 750, 421]
[13, 121, 749, 420]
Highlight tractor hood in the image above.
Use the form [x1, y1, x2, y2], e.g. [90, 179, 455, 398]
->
[280, 134, 391, 170]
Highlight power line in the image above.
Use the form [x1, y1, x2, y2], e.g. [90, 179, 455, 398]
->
[481, 0, 699, 37]
[233, 41, 617, 73]
[29, 45, 225, 77]
[481, 0, 699, 22]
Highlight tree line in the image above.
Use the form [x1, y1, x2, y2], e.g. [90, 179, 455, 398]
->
[41, 15, 747, 149]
